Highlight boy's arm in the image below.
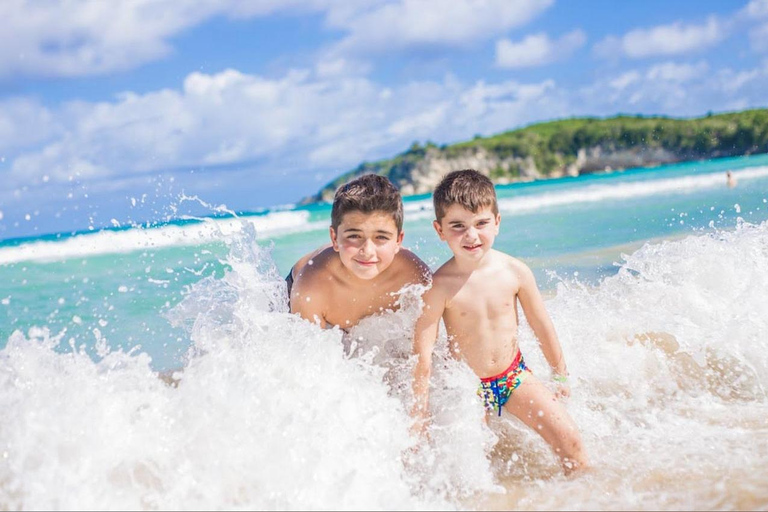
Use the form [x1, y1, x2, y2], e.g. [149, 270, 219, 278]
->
[516, 262, 568, 380]
[290, 271, 327, 328]
[411, 281, 445, 438]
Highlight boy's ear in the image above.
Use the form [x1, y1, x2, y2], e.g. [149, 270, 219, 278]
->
[495, 212, 501, 234]
[329, 226, 340, 252]
[432, 220, 445, 240]
[396, 230, 404, 252]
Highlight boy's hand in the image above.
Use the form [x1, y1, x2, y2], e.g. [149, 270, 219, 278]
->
[404, 418, 431, 466]
[554, 382, 571, 400]
[409, 417, 431, 441]
[552, 374, 570, 400]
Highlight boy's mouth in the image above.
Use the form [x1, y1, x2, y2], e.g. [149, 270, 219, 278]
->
[463, 243, 482, 252]
[353, 259, 378, 266]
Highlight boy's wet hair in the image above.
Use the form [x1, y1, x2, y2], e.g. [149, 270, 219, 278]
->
[331, 174, 404, 233]
[433, 169, 498, 222]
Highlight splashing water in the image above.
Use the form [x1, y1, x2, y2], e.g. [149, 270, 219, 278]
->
[2, 219, 768, 509]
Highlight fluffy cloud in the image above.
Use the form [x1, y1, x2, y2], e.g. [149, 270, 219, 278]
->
[737, 0, 768, 52]
[1, 0, 553, 79]
[327, 0, 554, 55]
[495, 30, 586, 68]
[3, 0, 206, 78]
[0, 98, 59, 153]
[645, 61, 709, 82]
[595, 17, 726, 59]
[3, 68, 565, 193]
[585, 60, 765, 114]
[750, 23, 768, 52]
[743, 0, 768, 18]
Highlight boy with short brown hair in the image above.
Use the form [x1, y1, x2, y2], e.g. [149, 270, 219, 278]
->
[412, 169, 588, 474]
[290, 174, 429, 329]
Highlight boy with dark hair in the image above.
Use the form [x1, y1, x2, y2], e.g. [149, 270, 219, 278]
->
[289, 174, 430, 329]
[411, 169, 588, 474]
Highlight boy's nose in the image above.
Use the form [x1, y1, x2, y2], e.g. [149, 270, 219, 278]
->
[359, 239, 375, 257]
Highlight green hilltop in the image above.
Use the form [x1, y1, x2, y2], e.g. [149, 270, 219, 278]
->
[304, 108, 768, 203]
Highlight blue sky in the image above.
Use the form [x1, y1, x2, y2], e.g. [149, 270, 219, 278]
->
[2, 0, 768, 240]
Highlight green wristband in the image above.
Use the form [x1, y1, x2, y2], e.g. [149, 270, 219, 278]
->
[552, 374, 568, 383]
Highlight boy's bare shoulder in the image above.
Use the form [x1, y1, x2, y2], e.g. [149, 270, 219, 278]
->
[431, 258, 462, 290]
[494, 250, 535, 282]
[395, 248, 432, 286]
[292, 243, 332, 276]
[292, 247, 337, 290]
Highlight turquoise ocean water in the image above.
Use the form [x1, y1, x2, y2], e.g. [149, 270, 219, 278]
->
[2, 154, 768, 509]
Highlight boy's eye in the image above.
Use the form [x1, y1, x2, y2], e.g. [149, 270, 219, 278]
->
[377, 236, 390, 240]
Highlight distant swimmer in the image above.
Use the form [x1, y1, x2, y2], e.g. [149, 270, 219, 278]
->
[726, 171, 737, 188]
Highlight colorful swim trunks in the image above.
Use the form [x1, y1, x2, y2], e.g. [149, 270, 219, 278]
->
[477, 350, 532, 416]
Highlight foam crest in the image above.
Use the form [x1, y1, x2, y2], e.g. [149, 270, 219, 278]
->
[3, 214, 768, 509]
[0, 210, 319, 265]
[546, 219, 768, 400]
[491, 220, 768, 509]
[497, 166, 768, 215]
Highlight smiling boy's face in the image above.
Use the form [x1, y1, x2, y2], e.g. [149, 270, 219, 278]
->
[330, 210, 404, 280]
[434, 204, 500, 261]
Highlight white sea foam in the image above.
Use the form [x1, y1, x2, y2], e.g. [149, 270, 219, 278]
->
[401, 166, 768, 221]
[3, 220, 768, 509]
[496, 166, 768, 215]
[496, 219, 768, 509]
[0, 210, 323, 265]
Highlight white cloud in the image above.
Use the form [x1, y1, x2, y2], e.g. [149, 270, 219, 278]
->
[2, 0, 553, 80]
[495, 30, 586, 68]
[328, 0, 555, 55]
[0, 0, 333, 79]
[609, 71, 642, 91]
[595, 17, 726, 59]
[735, 0, 768, 53]
[646, 61, 709, 82]
[0, 98, 59, 152]
[2, 67, 564, 192]
[750, 23, 768, 51]
[314, 57, 371, 78]
[580, 60, 767, 114]
[743, 0, 768, 18]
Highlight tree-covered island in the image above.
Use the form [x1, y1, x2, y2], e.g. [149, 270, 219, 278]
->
[304, 108, 768, 203]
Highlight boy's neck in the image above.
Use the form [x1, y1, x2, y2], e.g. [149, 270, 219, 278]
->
[452, 249, 494, 273]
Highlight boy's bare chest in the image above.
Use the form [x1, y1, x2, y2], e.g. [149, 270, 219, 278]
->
[445, 274, 519, 319]
[324, 284, 400, 328]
